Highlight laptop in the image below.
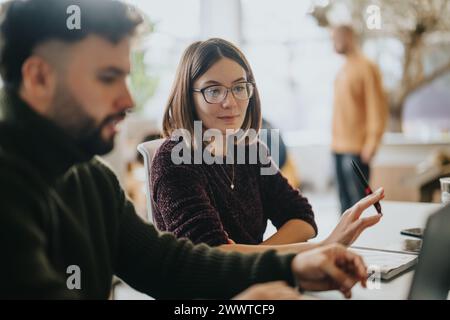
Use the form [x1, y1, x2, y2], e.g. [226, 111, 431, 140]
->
[408, 204, 450, 300]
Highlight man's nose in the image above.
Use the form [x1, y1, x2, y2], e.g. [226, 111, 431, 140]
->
[117, 83, 135, 111]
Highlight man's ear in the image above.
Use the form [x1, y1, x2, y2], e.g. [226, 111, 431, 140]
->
[20, 56, 57, 114]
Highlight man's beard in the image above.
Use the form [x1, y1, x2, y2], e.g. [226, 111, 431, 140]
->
[51, 84, 126, 156]
[77, 115, 121, 156]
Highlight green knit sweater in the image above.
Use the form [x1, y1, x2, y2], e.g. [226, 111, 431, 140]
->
[0, 92, 296, 299]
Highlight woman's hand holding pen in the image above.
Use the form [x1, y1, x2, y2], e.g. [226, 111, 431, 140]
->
[322, 187, 385, 247]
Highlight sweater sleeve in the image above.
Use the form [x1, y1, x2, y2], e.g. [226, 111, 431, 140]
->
[0, 170, 79, 299]
[259, 145, 317, 236]
[151, 148, 229, 246]
[111, 172, 297, 299]
[363, 62, 388, 153]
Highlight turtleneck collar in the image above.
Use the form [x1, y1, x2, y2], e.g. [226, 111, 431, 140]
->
[0, 91, 93, 182]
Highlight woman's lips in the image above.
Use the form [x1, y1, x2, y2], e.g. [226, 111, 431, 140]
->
[218, 115, 240, 122]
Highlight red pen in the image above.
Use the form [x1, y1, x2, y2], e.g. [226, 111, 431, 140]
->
[351, 160, 382, 214]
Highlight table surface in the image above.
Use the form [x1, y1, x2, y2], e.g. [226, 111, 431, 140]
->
[309, 200, 441, 300]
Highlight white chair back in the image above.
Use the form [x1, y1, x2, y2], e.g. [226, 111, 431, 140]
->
[137, 139, 164, 223]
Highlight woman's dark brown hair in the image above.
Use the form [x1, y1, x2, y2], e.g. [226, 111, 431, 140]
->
[162, 38, 261, 138]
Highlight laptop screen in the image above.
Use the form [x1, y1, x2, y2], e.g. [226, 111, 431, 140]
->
[409, 204, 450, 300]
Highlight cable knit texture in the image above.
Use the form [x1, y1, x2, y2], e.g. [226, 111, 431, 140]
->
[151, 138, 318, 246]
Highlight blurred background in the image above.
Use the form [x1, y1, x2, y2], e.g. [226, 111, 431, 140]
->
[2, 0, 449, 222]
[101, 0, 450, 221]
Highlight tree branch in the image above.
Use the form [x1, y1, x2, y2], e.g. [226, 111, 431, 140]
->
[413, 59, 450, 90]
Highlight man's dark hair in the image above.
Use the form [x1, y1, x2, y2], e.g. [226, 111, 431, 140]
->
[0, 0, 143, 93]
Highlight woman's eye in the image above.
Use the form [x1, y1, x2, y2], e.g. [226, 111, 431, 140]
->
[207, 88, 222, 97]
[234, 85, 246, 92]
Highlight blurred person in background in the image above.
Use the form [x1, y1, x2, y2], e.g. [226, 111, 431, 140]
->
[331, 25, 388, 214]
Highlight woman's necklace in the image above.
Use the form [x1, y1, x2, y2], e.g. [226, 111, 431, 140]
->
[219, 163, 235, 190]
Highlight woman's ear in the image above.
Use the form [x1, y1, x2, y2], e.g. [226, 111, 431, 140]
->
[20, 56, 57, 114]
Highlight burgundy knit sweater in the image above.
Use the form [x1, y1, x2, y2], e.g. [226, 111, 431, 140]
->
[150, 138, 317, 246]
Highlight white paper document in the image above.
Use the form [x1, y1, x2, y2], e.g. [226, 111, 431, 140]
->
[350, 247, 418, 280]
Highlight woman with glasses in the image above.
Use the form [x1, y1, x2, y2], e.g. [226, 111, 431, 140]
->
[149, 38, 384, 254]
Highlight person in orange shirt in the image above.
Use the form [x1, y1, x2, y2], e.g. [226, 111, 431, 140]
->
[331, 25, 388, 214]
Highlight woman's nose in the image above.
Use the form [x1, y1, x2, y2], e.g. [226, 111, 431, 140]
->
[221, 90, 238, 109]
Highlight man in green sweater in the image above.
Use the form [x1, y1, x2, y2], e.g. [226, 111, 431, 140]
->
[0, 0, 369, 299]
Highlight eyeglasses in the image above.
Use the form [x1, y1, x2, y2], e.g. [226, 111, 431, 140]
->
[193, 82, 255, 104]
